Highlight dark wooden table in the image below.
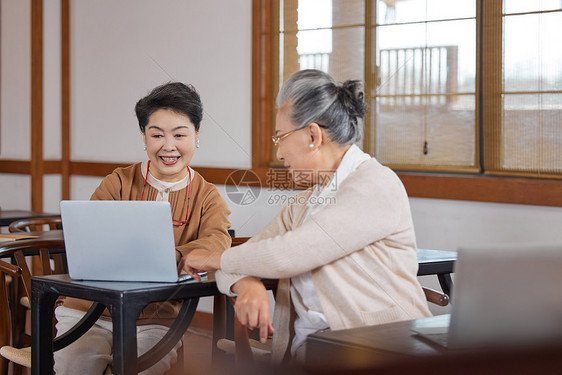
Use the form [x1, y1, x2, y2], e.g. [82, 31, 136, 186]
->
[31, 273, 221, 375]
[0, 230, 209, 375]
[0, 210, 58, 227]
[0, 229, 63, 248]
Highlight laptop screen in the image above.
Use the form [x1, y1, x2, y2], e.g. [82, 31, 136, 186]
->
[60, 200, 181, 283]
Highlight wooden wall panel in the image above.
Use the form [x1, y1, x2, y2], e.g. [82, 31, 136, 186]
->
[30, 0, 44, 211]
[61, 0, 70, 200]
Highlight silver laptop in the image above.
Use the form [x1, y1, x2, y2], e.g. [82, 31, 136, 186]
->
[413, 243, 562, 350]
[60, 200, 196, 283]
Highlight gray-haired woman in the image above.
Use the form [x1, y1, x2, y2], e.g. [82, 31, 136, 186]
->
[180, 69, 431, 364]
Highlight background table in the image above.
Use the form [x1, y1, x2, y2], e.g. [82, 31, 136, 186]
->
[417, 248, 457, 297]
[0, 210, 58, 228]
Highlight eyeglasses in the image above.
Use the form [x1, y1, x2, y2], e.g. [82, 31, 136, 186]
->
[272, 127, 306, 146]
[272, 124, 328, 146]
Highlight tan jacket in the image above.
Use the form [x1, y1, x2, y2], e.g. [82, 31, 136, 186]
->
[216, 158, 431, 362]
[61, 163, 232, 326]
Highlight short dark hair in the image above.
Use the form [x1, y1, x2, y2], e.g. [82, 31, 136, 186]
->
[135, 82, 203, 133]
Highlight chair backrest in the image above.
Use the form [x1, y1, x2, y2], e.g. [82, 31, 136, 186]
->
[230, 237, 251, 247]
[0, 239, 66, 351]
[1, 238, 66, 299]
[0, 260, 23, 375]
[8, 216, 62, 233]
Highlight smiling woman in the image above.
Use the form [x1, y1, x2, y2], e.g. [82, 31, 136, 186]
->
[142, 108, 198, 183]
[53, 82, 232, 375]
[137, 83, 202, 183]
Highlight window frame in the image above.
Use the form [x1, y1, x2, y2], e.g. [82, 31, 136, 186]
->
[250, 0, 562, 207]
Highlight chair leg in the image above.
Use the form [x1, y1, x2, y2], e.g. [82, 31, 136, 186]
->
[0, 356, 7, 375]
[12, 279, 28, 348]
[13, 363, 24, 375]
[1, 283, 8, 375]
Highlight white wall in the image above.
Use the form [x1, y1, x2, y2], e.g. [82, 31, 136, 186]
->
[69, 0, 252, 167]
[1, 0, 562, 314]
[0, 0, 30, 161]
[1, 0, 252, 211]
[217, 184, 562, 250]
[410, 198, 562, 250]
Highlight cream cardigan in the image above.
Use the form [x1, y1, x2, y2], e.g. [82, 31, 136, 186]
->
[216, 157, 431, 362]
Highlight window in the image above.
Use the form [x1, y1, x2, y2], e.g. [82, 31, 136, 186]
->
[374, 0, 477, 172]
[271, 0, 562, 178]
[486, 0, 562, 177]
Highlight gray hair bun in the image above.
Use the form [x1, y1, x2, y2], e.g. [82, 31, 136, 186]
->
[338, 80, 367, 120]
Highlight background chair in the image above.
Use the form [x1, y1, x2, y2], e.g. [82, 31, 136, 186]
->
[1, 259, 23, 375]
[0, 238, 66, 375]
[8, 216, 62, 233]
[8, 217, 65, 308]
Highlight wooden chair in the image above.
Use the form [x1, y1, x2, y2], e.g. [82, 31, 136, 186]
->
[0, 259, 23, 375]
[8, 216, 62, 233]
[8, 216, 65, 317]
[215, 237, 450, 366]
[0, 238, 66, 375]
[230, 237, 251, 247]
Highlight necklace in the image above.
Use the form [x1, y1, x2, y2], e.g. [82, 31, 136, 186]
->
[140, 160, 191, 226]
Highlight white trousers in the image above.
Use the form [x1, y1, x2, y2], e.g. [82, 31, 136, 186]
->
[54, 306, 181, 375]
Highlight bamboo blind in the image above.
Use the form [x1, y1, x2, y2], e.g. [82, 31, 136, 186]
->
[273, 0, 561, 178]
